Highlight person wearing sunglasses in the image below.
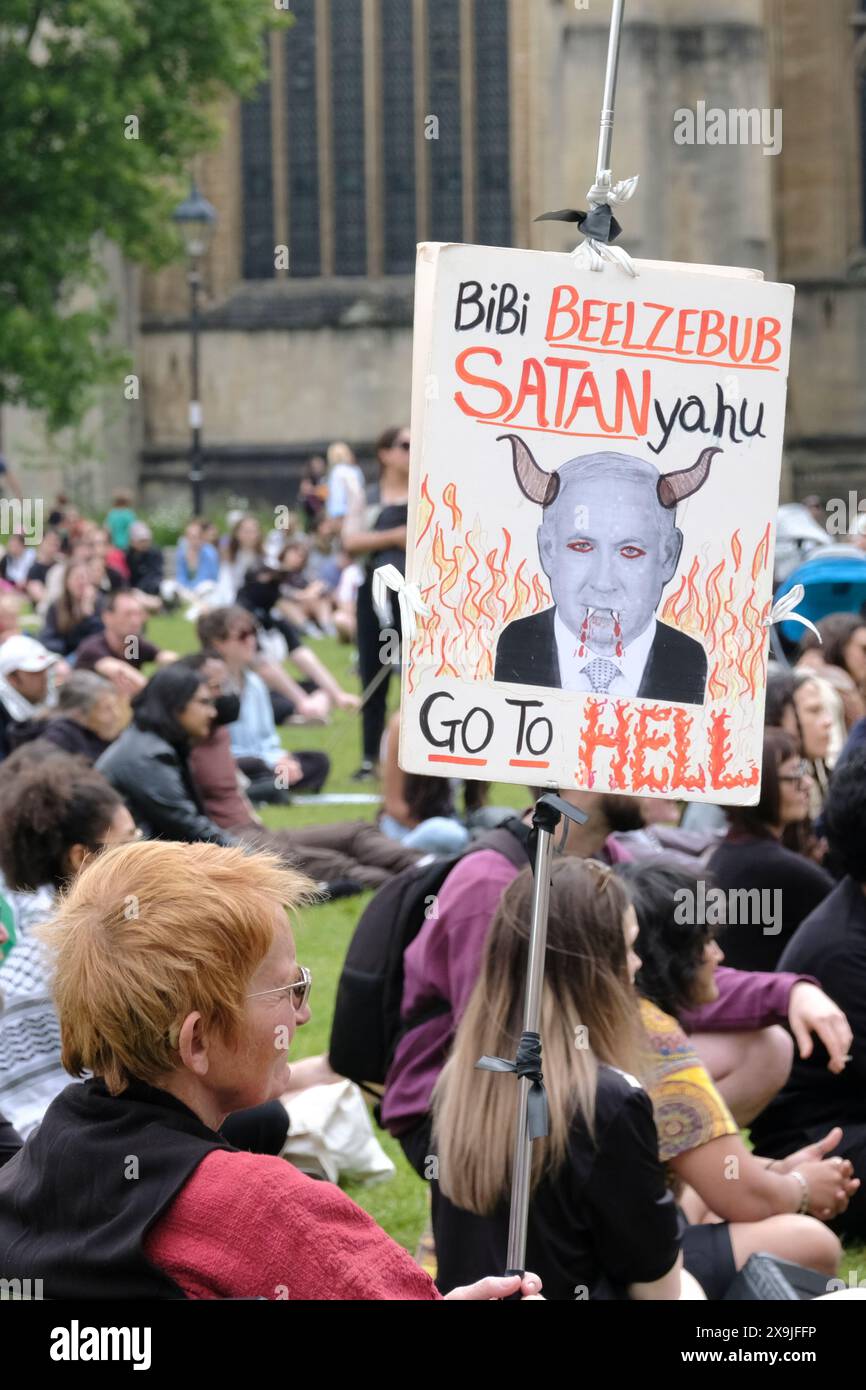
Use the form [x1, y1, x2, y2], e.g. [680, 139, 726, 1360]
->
[0, 840, 542, 1301]
[708, 728, 834, 973]
[341, 425, 411, 781]
[195, 607, 331, 802]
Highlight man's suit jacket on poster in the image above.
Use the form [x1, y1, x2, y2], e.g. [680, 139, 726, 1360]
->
[493, 607, 708, 706]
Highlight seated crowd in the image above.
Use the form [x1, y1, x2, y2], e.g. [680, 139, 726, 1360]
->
[0, 461, 865, 1301]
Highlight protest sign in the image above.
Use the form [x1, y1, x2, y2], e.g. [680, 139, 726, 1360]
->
[396, 242, 794, 803]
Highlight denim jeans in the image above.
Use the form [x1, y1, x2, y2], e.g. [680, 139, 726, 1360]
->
[378, 813, 469, 856]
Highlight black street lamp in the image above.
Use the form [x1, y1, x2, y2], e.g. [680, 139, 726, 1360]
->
[172, 182, 217, 516]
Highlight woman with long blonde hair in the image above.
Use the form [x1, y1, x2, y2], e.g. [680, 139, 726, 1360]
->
[433, 856, 701, 1300]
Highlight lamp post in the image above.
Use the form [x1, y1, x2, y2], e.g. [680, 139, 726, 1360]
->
[172, 182, 217, 516]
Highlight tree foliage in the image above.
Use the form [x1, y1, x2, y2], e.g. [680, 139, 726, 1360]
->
[0, 0, 284, 428]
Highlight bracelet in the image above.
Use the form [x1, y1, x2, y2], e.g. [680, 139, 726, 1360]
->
[789, 1169, 810, 1215]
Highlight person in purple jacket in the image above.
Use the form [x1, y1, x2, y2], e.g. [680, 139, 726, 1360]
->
[379, 789, 643, 1170]
[380, 788, 849, 1178]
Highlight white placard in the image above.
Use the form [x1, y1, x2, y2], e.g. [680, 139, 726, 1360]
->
[398, 242, 794, 804]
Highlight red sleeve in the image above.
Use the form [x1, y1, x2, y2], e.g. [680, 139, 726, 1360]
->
[144, 1149, 441, 1301]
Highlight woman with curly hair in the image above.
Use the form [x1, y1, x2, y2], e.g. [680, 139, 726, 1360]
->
[0, 749, 135, 1137]
[0, 748, 296, 1161]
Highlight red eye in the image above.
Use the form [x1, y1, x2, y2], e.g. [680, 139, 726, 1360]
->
[620, 546, 646, 560]
[567, 540, 594, 553]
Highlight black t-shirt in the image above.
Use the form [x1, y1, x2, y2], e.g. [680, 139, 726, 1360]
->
[236, 567, 301, 651]
[127, 547, 164, 595]
[751, 876, 866, 1153]
[709, 834, 833, 973]
[237, 564, 282, 613]
[363, 502, 408, 582]
[432, 1065, 679, 1300]
[26, 560, 55, 585]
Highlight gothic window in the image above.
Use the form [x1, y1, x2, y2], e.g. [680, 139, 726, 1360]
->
[382, 0, 417, 273]
[331, 0, 368, 275]
[286, 0, 322, 277]
[474, 0, 511, 247]
[240, 44, 275, 280]
[427, 0, 463, 243]
[238, 0, 514, 279]
[859, 16, 866, 243]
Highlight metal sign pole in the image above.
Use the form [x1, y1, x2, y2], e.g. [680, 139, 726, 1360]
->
[594, 0, 627, 190]
[504, 812, 557, 1274]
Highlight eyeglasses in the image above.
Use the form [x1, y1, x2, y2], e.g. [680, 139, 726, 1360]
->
[778, 762, 811, 786]
[247, 965, 312, 1012]
[90, 826, 144, 854]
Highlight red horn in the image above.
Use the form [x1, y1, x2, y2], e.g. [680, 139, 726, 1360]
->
[498, 434, 560, 507]
[657, 447, 722, 509]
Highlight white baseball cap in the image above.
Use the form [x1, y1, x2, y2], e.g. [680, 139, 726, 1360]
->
[0, 634, 58, 677]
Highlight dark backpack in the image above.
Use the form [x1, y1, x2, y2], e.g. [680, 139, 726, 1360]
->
[328, 819, 531, 1090]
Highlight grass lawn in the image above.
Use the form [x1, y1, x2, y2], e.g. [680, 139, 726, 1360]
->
[148, 611, 866, 1283]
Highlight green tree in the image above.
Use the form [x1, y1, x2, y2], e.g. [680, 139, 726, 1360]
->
[0, 0, 285, 429]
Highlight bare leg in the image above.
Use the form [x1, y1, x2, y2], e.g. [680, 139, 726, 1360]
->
[690, 1027, 793, 1126]
[255, 656, 332, 719]
[278, 598, 308, 630]
[334, 607, 356, 642]
[728, 1214, 840, 1277]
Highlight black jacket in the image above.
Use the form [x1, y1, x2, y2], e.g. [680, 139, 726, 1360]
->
[750, 876, 866, 1204]
[127, 545, 164, 596]
[38, 604, 104, 656]
[6, 715, 109, 764]
[494, 607, 708, 706]
[0, 1079, 233, 1298]
[0, 1110, 22, 1170]
[96, 724, 236, 845]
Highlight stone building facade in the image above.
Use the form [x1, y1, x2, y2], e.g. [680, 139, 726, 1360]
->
[6, 0, 866, 512]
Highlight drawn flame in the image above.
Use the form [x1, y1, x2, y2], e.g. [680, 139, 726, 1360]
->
[660, 524, 771, 702]
[408, 480, 770, 703]
[408, 477, 550, 689]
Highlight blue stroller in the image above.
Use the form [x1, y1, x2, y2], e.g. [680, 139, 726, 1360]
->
[771, 545, 866, 663]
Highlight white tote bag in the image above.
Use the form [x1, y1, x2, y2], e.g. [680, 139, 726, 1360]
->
[280, 1080, 396, 1186]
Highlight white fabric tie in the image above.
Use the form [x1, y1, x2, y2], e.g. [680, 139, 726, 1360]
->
[763, 584, 822, 642]
[571, 174, 640, 278]
[372, 564, 431, 640]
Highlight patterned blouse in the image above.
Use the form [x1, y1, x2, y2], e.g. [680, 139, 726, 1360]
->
[639, 996, 738, 1164]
